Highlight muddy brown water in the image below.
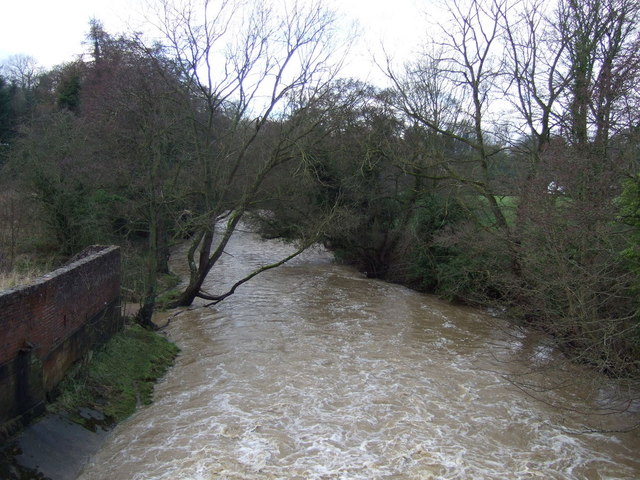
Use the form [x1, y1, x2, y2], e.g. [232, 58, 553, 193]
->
[78, 228, 640, 479]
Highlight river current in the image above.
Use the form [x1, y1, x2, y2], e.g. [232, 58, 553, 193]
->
[78, 227, 640, 479]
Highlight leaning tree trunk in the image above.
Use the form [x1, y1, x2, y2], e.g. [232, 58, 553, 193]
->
[168, 210, 245, 307]
[170, 268, 209, 307]
[136, 208, 160, 329]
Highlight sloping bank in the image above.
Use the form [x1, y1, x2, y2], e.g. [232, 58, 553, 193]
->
[0, 322, 179, 479]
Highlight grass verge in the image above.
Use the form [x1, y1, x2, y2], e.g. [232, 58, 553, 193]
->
[51, 323, 180, 427]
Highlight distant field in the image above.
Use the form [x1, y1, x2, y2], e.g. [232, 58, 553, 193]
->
[475, 195, 518, 227]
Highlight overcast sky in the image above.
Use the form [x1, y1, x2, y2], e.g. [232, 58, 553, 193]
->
[0, 0, 139, 67]
[0, 0, 436, 84]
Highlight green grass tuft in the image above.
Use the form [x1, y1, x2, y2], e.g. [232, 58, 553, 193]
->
[52, 324, 179, 425]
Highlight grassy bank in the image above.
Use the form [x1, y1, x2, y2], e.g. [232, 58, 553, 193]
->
[51, 323, 180, 426]
[0, 323, 179, 479]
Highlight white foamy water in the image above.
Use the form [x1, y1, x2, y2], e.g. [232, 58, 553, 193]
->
[78, 228, 640, 479]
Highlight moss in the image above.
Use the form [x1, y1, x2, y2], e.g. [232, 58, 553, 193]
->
[51, 324, 179, 426]
[155, 274, 183, 310]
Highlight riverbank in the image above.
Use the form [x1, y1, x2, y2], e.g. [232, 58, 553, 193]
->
[0, 322, 179, 479]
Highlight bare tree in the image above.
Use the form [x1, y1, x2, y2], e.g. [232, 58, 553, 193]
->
[2, 55, 42, 90]
[500, 0, 568, 163]
[554, 0, 640, 153]
[387, 0, 512, 233]
[146, 0, 346, 306]
[384, 0, 640, 379]
[382, 0, 524, 307]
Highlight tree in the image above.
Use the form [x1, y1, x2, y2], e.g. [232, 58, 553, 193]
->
[387, 0, 512, 233]
[7, 110, 118, 256]
[0, 56, 47, 144]
[3, 25, 196, 327]
[2, 55, 41, 90]
[500, 0, 567, 164]
[147, 0, 346, 306]
[55, 64, 83, 113]
[75, 24, 195, 326]
[0, 75, 16, 147]
[252, 79, 412, 277]
[555, 0, 640, 154]
[383, 0, 640, 375]
[511, 140, 639, 376]
[501, 0, 640, 371]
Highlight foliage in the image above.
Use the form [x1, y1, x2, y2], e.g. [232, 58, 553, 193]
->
[618, 173, 640, 277]
[0, 76, 16, 146]
[56, 68, 82, 112]
[7, 111, 125, 255]
[403, 193, 470, 293]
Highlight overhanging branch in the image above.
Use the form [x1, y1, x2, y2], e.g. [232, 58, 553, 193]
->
[198, 237, 316, 306]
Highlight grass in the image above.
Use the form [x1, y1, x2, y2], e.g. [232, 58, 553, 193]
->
[0, 259, 48, 291]
[473, 194, 519, 228]
[0, 253, 60, 291]
[155, 272, 183, 309]
[0, 271, 38, 291]
[52, 323, 180, 426]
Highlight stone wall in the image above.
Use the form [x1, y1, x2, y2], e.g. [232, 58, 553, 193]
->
[0, 246, 122, 436]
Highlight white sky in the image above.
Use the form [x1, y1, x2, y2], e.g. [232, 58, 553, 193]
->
[0, 0, 439, 84]
[0, 0, 142, 67]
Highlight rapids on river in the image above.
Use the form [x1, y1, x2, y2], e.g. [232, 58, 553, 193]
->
[78, 227, 640, 479]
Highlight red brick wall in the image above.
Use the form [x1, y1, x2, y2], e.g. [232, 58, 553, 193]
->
[0, 246, 122, 431]
[0, 246, 120, 365]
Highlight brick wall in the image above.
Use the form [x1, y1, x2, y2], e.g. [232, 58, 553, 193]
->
[0, 246, 122, 434]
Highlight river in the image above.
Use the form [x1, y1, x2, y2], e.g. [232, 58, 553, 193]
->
[78, 227, 640, 479]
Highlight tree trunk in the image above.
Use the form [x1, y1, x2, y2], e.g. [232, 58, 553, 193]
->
[170, 269, 208, 307]
[136, 197, 160, 327]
